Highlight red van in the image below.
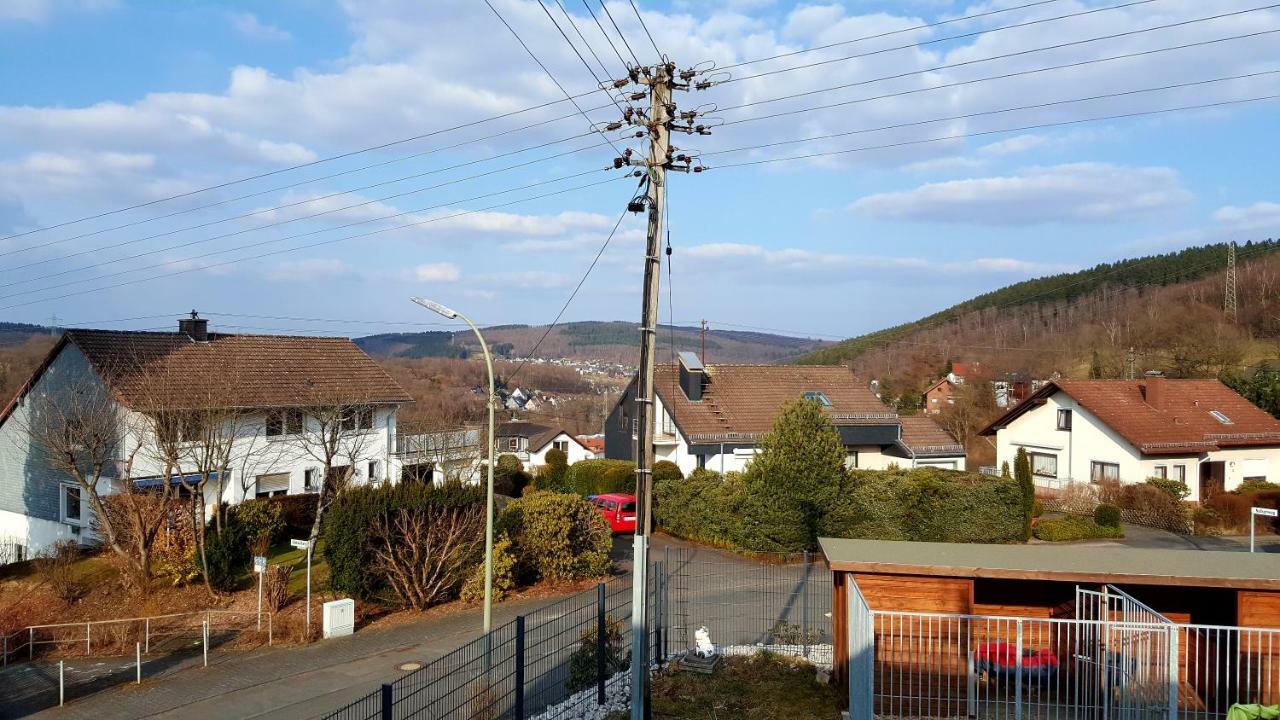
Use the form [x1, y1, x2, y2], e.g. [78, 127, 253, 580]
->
[591, 493, 637, 534]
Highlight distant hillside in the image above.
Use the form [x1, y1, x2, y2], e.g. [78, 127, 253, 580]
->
[801, 240, 1280, 367]
[357, 321, 830, 365]
[0, 321, 50, 347]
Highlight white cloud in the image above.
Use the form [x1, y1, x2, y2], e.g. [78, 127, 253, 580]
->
[850, 163, 1194, 225]
[682, 242, 1075, 280]
[1213, 202, 1280, 231]
[229, 12, 291, 41]
[412, 262, 460, 282]
[477, 270, 569, 289]
[978, 134, 1047, 156]
[266, 258, 349, 281]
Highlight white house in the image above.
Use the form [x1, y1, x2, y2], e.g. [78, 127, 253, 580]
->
[605, 352, 966, 476]
[0, 316, 413, 559]
[979, 377, 1280, 502]
[495, 419, 594, 469]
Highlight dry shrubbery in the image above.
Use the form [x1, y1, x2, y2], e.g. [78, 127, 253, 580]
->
[263, 563, 294, 612]
[36, 540, 87, 604]
[1195, 489, 1280, 534]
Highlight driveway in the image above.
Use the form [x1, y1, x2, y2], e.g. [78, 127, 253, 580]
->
[1063, 522, 1280, 552]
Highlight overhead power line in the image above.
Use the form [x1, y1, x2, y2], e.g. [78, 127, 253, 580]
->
[705, 70, 1280, 159]
[0, 169, 624, 305]
[1, 141, 622, 290]
[0, 87, 617, 247]
[486, 0, 623, 155]
[552, 0, 616, 80]
[722, 0, 1279, 86]
[0, 173, 631, 312]
[501, 178, 641, 385]
[707, 93, 1280, 170]
[581, 0, 630, 71]
[599, 0, 642, 67]
[627, 0, 663, 60]
[714, 28, 1280, 127]
[2, 134, 615, 281]
[0, 110, 613, 262]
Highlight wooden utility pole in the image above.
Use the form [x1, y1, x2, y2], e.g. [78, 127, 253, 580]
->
[700, 319, 707, 364]
[629, 61, 671, 720]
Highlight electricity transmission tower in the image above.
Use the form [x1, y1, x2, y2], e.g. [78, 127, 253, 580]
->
[1225, 240, 1238, 323]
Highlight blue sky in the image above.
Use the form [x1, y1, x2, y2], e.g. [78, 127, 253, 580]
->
[0, 0, 1277, 341]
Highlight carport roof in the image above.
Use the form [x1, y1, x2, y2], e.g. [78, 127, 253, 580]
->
[818, 537, 1280, 591]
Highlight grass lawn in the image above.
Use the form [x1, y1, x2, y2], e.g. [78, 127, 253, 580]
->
[258, 540, 329, 595]
[608, 653, 843, 720]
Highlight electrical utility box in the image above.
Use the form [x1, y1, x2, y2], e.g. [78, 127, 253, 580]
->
[322, 598, 355, 639]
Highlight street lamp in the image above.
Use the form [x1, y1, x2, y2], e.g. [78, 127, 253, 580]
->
[411, 297, 497, 634]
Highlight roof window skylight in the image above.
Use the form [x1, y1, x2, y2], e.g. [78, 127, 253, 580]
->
[803, 391, 831, 406]
[1210, 410, 1232, 425]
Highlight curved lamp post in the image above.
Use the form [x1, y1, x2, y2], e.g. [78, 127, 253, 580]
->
[411, 296, 496, 634]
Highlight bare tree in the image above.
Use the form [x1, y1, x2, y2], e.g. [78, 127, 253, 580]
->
[368, 504, 485, 609]
[398, 411, 482, 486]
[18, 372, 171, 584]
[285, 397, 382, 547]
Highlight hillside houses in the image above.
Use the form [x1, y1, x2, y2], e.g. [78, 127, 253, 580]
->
[980, 377, 1280, 501]
[605, 352, 965, 475]
[0, 317, 412, 558]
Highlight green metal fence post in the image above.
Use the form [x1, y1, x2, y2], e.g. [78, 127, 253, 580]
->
[597, 583, 607, 706]
[515, 615, 526, 720]
[380, 682, 393, 720]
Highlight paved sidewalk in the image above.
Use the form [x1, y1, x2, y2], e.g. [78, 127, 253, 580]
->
[17, 594, 559, 720]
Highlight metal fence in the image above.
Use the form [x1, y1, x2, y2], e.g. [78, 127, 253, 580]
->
[0, 609, 272, 715]
[846, 581, 1280, 719]
[321, 548, 836, 720]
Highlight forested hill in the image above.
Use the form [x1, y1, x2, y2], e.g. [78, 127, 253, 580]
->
[801, 240, 1280, 366]
[357, 321, 830, 364]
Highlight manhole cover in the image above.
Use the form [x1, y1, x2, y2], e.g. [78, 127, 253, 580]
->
[398, 662, 423, 672]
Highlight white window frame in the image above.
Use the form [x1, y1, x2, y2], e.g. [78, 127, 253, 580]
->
[1172, 464, 1186, 483]
[1153, 465, 1168, 479]
[60, 483, 83, 525]
[303, 468, 319, 493]
[1056, 409, 1072, 431]
[367, 460, 380, 484]
[552, 440, 569, 453]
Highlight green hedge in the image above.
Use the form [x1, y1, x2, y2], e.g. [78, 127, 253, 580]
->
[564, 458, 636, 496]
[821, 469, 1027, 544]
[1034, 514, 1125, 542]
[656, 466, 1028, 552]
[322, 482, 485, 600]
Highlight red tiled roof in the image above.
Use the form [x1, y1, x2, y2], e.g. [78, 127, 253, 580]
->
[654, 363, 894, 442]
[51, 330, 411, 411]
[899, 415, 964, 452]
[576, 436, 605, 454]
[980, 378, 1280, 454]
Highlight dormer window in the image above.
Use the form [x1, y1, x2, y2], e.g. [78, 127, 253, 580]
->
[1210, 410, 1233, 425]
[803, 391, 831, 407]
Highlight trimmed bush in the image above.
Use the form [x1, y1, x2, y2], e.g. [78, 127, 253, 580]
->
[567, 615, 628, 694]
[495, 454, 533, 496]
[1102, 482, 1191, 533]
[822, 468, 1027, 544]
[1094, 503, 1122, 528]
[501, 491, 612, 582]
[564, 458, 636, 497]
[1236, 479, 1280, 494]
[655, 468, 750, 549]
[1034, 515, 1125, 542]
[323, 482, 485, 600]
[1145, 477, 1191, 500]
[263, 494, 317, 538]
[653, 460, 682, 483]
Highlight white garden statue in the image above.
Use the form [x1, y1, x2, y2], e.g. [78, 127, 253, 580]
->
[694, 626, 716, 659]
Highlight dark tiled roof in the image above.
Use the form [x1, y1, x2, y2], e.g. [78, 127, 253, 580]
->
[654, 363, 894, 442]
[64, 329, 412, 410]
[980, 379, 1280, 453]
[496, 420, 567, 451]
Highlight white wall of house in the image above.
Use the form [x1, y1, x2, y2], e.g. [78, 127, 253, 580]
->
[0, 343, 402, 558]
[993, 389, 1279, 494]
[526, 432, 593, 468]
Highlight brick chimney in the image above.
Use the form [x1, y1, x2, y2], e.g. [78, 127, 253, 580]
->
[1143, 375, 1165, 410]
[178, 310, 208, 342]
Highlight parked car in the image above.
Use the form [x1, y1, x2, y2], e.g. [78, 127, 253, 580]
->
[590, 492, 637, 534]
